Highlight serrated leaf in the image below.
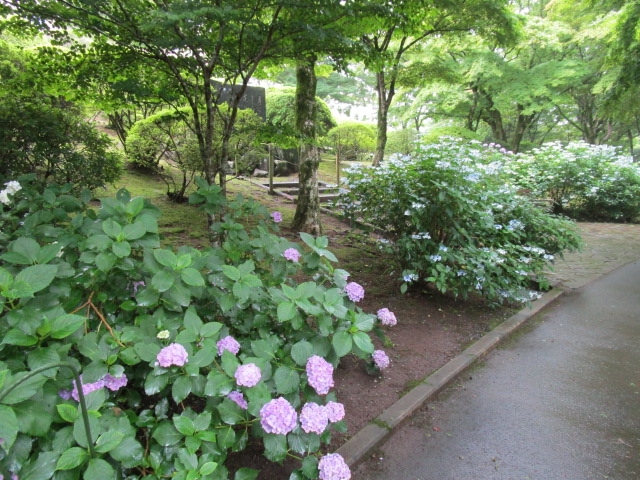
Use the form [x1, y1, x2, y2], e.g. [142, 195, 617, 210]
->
[152, 423, 183, 447]
[95, 252, 116, 272]
[56, 447, 89, 471]
[94, 430, 125, 454]
[192, 347, 216, 368]
[112, 240, 131, 258]
[291, 341, 314, 366]
[332, 330, 353, 357]
[181, 267, 205, 286]
[183, 306, 203, 332]
[108, 436, 144, 468]
[57, 404, 79, 423]
[84, 458, 115, 479]
[277, 301, 297, 322]
[200, 462, 219, 476]
[2, 329, 38, 346]
[14, 264, 58, 293]
[1, 371, 47, 404]
[102, 218, 123, 239]
[172, 376, 192, 403]
[51, 314, 86, 339]
[11, 237, 40, 264]
[353, 331, 374, 353]
[234, 467, 259, 480]
[274, 366, 300, 394]
[204, 372, 234, 397]
[123, 221, 147, 241]
[222, 265, 241, 281]
[151, 270, 175, 292]
[263, 434, 287, 462]
[144, 372, 169, 395]
[174, 415, 196, 436]
[0, 405, 18, 450]
[153, 249, 177, 268]
[200, 321, 222, 338]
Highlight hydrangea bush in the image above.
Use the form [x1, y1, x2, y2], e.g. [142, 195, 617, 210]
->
[0, 175, 397, 480]
[507, 141, 640, 222]
[338, 139, 582, 304]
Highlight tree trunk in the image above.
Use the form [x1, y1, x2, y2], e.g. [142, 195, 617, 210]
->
[372, 71, 391, 166]
[291, 54, 321, 234]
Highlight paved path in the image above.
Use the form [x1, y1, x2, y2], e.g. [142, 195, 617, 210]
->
[547, 222, 640, 289]
[352, 225, 640, 480]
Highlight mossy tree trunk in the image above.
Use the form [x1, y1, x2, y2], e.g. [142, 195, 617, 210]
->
[291, 53, 322, 234]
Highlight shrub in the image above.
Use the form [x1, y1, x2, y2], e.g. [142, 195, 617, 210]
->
[420, 126, 483, 145]
[0, 39, 122, 192]
[326, 122, 376, 162]
[126, 107, 263, 200]
[266, 89, 337, 145]
[0, 176, 395, 480]
[0, 97, 122, 191]
[338, 138, 581, 304]
[385, 129, 417, 156]
[507, 141, 640, 222]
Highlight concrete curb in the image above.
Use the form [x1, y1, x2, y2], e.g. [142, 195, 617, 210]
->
[336, 287, 566, 468]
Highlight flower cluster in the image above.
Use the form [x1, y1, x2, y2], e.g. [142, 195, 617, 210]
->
[300, 402, 328, 434]
[306, 355, 334, 395]
[271, 211, 283, 223]
[372, 350, 390, 370]
[260, 397, 298, 434]
[0, 181, 21, 205]
[217, 335, 241, 355]
[235, 363, 261, 387]
[156, 343, 188, 367]
[344, 282, 364, 302]
[227, 390, 248, 410]
[318, 453, 351, 480]
[376, 308, 397, 326]
[62, 373, 128, 402]
[283, 247, 301, 262]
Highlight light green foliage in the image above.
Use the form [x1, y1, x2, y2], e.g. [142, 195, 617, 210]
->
[126, 107, 263, 200]
[508, 141, 640, 221]
[0, 176, 390, 479]
[0, 39, 122, 191]
[326, 122, 376, 162]
[266, 89, 337, 145]
[420, 127, 483, 144]
[385, 129, 418, 156]
[339, 138, 581, 303]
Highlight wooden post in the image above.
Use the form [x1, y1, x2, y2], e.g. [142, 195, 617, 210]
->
[268, 144, 274, 195]
[336, 134, 340, 186]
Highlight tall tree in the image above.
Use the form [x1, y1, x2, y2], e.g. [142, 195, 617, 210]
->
[358, 0, 517, 165]
[1, 0, 296, 196]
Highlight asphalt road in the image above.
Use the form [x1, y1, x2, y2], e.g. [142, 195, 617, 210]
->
[353, 260, 640, 480]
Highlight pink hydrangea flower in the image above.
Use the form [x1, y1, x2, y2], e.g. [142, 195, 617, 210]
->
[227, 390, 248, 410]
[260, 397, 298, 435]
[71, 375, 105, 402]
[235, 363, 261, 387]
[271, 211, 283, 223]
[216, 335, 241, 356]
[325, 401, 345, 423]
[283, 248, 301, 262]
[318, 453, 351, 480]
[376, 308, 397, 326]
[300, 402, 329, 435]
[372, 350, 390, 370]
[344, 282, 364, 302]
[156, 343, 188, 367]
[306, 355, 334, 395]
[103, 373, 128, 391]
